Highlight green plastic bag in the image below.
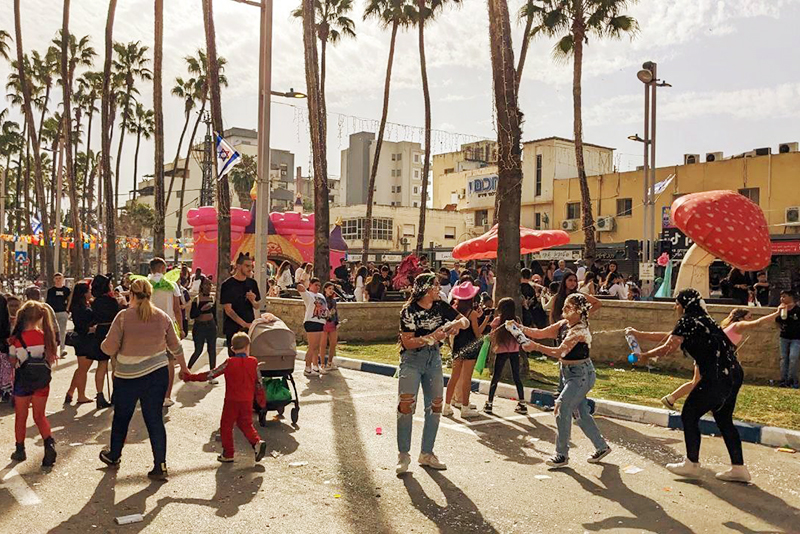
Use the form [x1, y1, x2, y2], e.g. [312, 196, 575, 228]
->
[263, 378, 292, 402]
[475, 336, 491, 375]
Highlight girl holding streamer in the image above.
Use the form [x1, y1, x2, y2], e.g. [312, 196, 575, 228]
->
[514, 293, 611, 468]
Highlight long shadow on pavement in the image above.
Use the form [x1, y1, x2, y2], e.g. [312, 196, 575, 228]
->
[564, 463, 694, 533]
[599, 418, 800, 533]
[328, 371, 395, 533]
[464, 411, 557, 466]
[402, 470, 499, 534]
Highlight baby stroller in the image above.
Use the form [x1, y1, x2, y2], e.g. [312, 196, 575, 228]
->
[248, 316, 300, 426]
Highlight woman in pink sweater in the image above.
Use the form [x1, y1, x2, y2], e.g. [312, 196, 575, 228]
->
[98, 279, 189, 480]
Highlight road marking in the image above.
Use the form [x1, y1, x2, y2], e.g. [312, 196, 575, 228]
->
[0, 467, 41, 506]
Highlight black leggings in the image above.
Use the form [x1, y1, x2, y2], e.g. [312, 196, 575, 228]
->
[681, 363, 744, 465]
[488, 351, 525, 403]
[188, 320, 217, 369]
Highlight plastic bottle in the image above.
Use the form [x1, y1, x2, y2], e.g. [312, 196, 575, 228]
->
[625, 333, 642, 355]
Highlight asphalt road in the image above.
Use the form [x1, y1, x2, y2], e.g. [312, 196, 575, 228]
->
[1, 340, 799, 533]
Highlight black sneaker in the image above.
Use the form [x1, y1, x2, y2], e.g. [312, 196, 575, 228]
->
[546, 455, 569, 468]
[96, 393, 112, 410]
[147, 463, 169, 481]
[514, 402, 528, 415]
[42, 437, 57, 467]
[254, 440, 267, 462]
[10, 443, 26, 462]
[483, 402, 493, 415]
[587, 447, 612, 464]
[217, 454, 234, 463]
[64, 394, 72, 405]
[99, 449, 120, 468]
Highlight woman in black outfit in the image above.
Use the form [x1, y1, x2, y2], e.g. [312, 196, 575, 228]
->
[628, 288, 750, 482]
[65, 282, 96, 405]
[90, 275, 121, 409]
[188, 276, 218, 378]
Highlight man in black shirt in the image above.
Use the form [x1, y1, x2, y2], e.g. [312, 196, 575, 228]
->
[753, 271, 770, 307]
[220, 254, 261, 355]
[520, 268, 536, 327]
[333, 258, 352, 293]
[46, 273, 71, 357]
[776, 290, 800, 388]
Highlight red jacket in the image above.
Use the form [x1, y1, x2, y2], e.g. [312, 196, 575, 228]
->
[185, 353, 264, 405]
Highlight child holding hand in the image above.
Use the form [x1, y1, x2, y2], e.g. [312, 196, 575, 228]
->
[182, 332, 267, 463]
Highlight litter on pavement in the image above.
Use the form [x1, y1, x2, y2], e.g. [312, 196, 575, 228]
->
[624, 465, 644, 474]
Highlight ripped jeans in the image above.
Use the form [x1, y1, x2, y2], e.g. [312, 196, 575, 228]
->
[397, 345, 444, 455]
[555, 360, 608, 458]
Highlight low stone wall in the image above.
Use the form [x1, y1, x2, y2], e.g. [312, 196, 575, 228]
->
[264, 297, 782, 380]
[589, 300, 781, 380]
[265, 298, 404, 343]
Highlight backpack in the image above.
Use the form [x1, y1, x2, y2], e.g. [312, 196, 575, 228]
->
[15, 334, 51, 392]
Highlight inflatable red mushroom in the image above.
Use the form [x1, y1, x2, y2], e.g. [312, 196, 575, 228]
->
[452, 225, 570, 260]
[671, 190, 771, 296]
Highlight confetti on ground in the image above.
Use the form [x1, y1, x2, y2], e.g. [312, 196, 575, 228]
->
[69, 443, 82, 447]
[289, 461, 308, 467]
[777, 447, 796, 454]
[376, 427, 383, 435]
[624, 465, 643, 474]
[334, 494, 342, 498]
[534, 475, 551, 480]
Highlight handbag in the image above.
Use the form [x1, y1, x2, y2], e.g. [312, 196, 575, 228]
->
[65, 331, 79, 347]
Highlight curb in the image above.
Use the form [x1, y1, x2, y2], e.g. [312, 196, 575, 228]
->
[296, 351, 795, 448]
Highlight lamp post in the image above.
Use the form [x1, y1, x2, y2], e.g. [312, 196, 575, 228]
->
[231, 0, 306, 290]
[633, 61, 670, 295]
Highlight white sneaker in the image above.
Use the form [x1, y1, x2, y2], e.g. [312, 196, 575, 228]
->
[318, 366, 328, 375]
[396, 453, 411, 475]
[311, 364, 320, 374]
[163, 398, 175, 408]
[666, 459, 701, 478]
[326, 362, 338, 370]
[303, 367, 313, 376]
[209, 379, 219, 385]
[460, 406, 480, 418]
[442, 404, 454, 417]
[715, 465, 751, 483]
[418, 453, 447, 470]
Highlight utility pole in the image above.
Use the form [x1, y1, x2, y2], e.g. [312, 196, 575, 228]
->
[199, 111, 214, 206]
[254, 0, 273, 289]
[54, 133, 65, 273]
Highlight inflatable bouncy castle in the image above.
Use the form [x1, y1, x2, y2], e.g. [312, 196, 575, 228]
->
[187, 188, 347, 279]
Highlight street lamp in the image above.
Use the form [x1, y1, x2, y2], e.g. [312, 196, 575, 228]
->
[271, 88, 306, 99]
[633, 61, 671, 296]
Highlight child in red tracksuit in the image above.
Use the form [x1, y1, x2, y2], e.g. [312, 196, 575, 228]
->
[182, 332, 267, 463]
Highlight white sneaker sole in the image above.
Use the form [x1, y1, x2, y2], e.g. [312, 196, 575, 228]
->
[419, 462, 447, 470]
[587, 448, 612, 464]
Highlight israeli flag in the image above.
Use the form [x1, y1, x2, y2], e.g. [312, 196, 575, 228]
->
[653, 174, 675, 196]
[30, 214, 42, 235]
[216, 133, 241, 180]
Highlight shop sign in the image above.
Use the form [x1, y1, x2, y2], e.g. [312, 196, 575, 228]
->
[435, 251, 454, 262]
[771, 241, 800, 255]
[662, 206, 674, 229]
[345, 253, 377, 262]
[530, 249, 582, 261]
[639, 262, 655, 281]
[381, 254, 403, 262]
[467, 175, 498, 198]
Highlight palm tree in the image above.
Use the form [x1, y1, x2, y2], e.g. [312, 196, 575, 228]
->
[487, 0, 523, 305]
[153, 0, 165, 258]
[361, 0, 411, 258]
[112, 40, 151, 214]
[13, 0, 54, 280]
[0, 29, 11, 61]
[131, 103, 154, 200]
[202, 0, 231, 286]
[101, 0, 119, 274]
[60, 1, 83, 276]
[165, 76, 197, 208]
[529, 0, 638, 260]
[76, 70, 101, 273]
[229, 153, 256, 209]
[515, 0, 542, 91]
[410, 0, 460, 254]
[301, 0, 331, 282]
[31, 47, 60, 147]
[0, 118, 22, 236]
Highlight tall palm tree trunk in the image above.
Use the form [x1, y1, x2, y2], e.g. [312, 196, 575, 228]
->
[153, 0, 165, 258]
[113, 86, 133, 214]
[488, 0, 522, 304]
[302, 0, 330, 282]
[415, 0, 432, 255]
[14, 121, 25, 234]
[62, 0, 82, 277]
[101, 0, 118, 274]
[571, 16, 596, 261]
[175, 98, 206, 263]
[132, 129, 142, 200]
[13, 0, 54, 281]
[363, 19, 399, 259]
[36, 84, 51, 147]
[202, 0, 231, 289]
[166, 110, 190, 207]
[515, 13, 533, 92]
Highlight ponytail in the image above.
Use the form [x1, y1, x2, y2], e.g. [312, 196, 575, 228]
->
[130, 279, 156, 322]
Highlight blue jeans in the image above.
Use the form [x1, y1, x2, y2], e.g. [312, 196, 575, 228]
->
[779, 338, 800, 387]
[397, 345, 444, 455]
[555, 360, 608, 458]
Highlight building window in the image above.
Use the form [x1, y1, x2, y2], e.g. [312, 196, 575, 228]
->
[391, 153, 396, 161]
[396, 185, 401, 193]
[444, 167, 454, 175]
[414, 169, 420, 179]
[413, 202, 418, 208]
[414, 153, 420, 163]
[342, 217, 393, 241]
[739, 188, 760, 205]
[396, 153, 402, 161]
[535, 154, 543, 196]
[444, 226, 456, 239]
[475, 209, 489, 226]
[403, 224, 415, 237]
[413, 186, 419, 194]
[616, 198, 633, 217]
[535, 212, 542, 230]
[566, 202, 581, 220]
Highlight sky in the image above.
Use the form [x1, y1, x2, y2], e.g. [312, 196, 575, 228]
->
[2, 0, 799, 207]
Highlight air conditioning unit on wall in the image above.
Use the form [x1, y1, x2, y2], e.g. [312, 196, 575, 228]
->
[561, 219, 579, 231]
[684, 154, 700, 165]
[786, 207, 800, 224]
[705, 152, 723, 162]
[596, 216, 615, 232]
[779, 142, 798, 154]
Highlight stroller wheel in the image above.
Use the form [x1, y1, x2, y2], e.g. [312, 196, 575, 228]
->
[258, 411, 268, 427]
[290, 406, 299, 424]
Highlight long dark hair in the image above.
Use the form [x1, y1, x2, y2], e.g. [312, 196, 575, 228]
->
[322, 281, 337, 309]
[551, 272, 577, 323]
[91, 274, 112, 299]
[356, 266, 369, 281]
[454, 296, 474, 317]
[69, 282, 91, 314]
[277, 261, 291, 276]
[492, 298, 517, 350]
